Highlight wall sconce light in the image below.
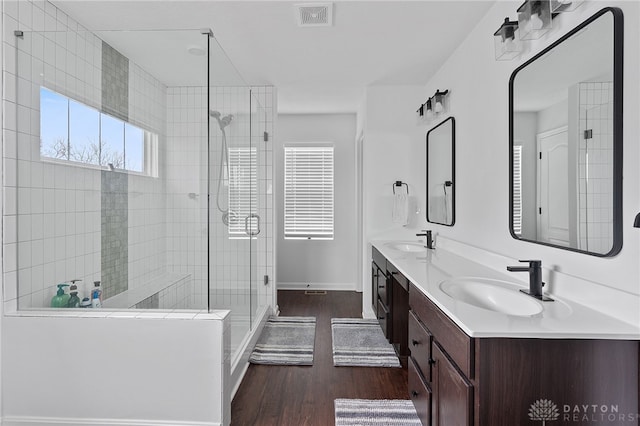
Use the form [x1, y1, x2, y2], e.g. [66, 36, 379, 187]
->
[418, 92, 448, 122]
[634, 213, 640, 228]
[417, 97, 435, 121]
[425, 98, 434, 119]
[550, 0, 584, 13]
[494, 17, 523, 60]
[433, 90, 449, 114]
[517, 0, 552, 40]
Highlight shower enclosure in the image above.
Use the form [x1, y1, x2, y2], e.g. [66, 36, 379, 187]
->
[4, 25, 273, 359]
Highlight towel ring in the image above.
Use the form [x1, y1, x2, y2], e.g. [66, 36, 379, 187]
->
[392, 181, 409, 195]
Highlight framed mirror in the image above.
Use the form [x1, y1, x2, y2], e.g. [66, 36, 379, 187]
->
[509, 7, 623, 257]
[427, 117, 455, 226]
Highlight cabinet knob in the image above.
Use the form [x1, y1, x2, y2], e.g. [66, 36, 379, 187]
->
[429, 358, 436, 365]
[411, 339, 420, 346]
[411, 390, 419, 397]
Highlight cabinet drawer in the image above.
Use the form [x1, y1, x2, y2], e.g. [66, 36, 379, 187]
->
[409, 310, 432, 382]
[377, 299, 390, 339]
[387, 262, 409, 291]
[372, 246, 386, 271]
[409, 357, 431, 426]
[375, 267, 389, 306]
[409, 283, 473, 379]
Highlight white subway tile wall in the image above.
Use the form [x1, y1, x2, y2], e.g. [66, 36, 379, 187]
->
[2, 1, 276, 345]
[577, 81, 614, 253]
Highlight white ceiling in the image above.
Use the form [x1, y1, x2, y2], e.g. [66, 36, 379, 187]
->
[53, 0, 496, 113]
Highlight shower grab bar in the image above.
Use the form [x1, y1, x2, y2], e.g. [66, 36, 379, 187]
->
[244, 213, 261, 236]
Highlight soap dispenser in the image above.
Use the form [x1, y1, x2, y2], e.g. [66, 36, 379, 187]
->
[50, 284, 70, 308]
[67, 284, 81, 308]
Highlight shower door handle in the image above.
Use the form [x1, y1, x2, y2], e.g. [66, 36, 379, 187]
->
[244, 213, 261, 236]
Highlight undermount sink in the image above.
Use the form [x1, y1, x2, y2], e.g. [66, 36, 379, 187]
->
[386, 242, 427, 253]
[439, 277, 543, 317]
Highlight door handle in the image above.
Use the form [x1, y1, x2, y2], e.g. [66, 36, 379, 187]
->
[244, 213, 261, 236]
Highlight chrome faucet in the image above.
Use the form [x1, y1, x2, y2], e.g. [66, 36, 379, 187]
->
[507, 260, 553, 301]
[416, 230, 434, 249]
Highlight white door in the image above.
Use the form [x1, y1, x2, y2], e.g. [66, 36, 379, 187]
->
[537, 127, 570, 246]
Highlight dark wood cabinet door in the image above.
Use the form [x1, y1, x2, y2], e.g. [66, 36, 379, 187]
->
[432, 342, 472, 426]
[409, 357, 432, 425]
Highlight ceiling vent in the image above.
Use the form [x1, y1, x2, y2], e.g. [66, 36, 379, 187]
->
[295, 3, 333, 27]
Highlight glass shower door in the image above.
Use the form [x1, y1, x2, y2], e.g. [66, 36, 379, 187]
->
[207, 35, 258, 357]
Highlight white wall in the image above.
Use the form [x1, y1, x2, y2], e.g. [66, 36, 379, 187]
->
[361, 1, 640, 304]
[276, 113, 357, 290]
[360, 86, 425, 315]
[2, 313, 229, 426]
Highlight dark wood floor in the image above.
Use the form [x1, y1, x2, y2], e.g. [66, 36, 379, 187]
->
[231, 290, 409, 426]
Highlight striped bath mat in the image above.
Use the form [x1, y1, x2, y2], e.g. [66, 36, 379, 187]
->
[334, 399, 421, 426]
[249, 316, 316, 365]
[331, 318, 401, 367]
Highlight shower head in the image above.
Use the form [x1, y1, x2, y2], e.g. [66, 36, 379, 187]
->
[220, 114, 234, 129]
[209, 110, 233, 130]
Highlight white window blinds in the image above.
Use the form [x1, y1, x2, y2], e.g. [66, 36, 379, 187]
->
[284, 145, 334, 239]
[513, 145, 523, 236]
[228, 147, 257, 238]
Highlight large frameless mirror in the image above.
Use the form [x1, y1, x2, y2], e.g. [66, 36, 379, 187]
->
[509, 7, 623, 256]
[427, 117, 456, 226]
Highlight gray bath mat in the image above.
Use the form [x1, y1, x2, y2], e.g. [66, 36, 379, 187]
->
[331, 318, 401, 367]
[249, 316, 316, 365]
[334, 399, 421, 426]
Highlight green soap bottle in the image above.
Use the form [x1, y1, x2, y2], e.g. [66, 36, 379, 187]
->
[51, 284, 70, 308]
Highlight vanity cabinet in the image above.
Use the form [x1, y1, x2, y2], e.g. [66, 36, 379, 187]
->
[371, 247, 410, 363]
[409, 282, 472, 426]
[371, 247, 390, 338]
[407, 281, 640, 426]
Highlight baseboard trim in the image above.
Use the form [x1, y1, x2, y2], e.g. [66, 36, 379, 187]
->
[2, 416, 220, 426]
[277, 282, 357, 291]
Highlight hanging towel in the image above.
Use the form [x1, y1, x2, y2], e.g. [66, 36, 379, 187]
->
[392, 192, 409, 226]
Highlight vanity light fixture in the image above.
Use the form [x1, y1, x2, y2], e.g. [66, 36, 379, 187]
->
[425, 97, 434, 119]
[550, 0, 584, 13]
[417, 97, 434, 121]
[517, 0, 553, 40]
[494, 17, 523, 60]
[433, 90, 449, 114]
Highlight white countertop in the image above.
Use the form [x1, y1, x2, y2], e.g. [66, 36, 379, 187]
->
[372, 240, 640, 339]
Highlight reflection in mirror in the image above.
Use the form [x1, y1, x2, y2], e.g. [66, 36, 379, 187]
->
[427, 117, 455, 226]
[510, 7, 623, 256]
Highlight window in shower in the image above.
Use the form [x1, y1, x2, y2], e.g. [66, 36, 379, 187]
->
[228, 146, 257, 238]
[284, 145, 334, 240]
[40, 87, 155, 174]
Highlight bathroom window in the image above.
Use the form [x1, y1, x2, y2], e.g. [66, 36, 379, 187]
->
[40, 87, 156, 175]
[228, 147, 257, 239]
[284, 145, 334, 240]
[513, 145, 523, 236]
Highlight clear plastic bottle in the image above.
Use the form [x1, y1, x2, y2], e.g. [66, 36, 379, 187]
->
[91, 281, 103, 308]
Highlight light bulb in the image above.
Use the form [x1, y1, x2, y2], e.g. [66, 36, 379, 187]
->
[434, 101, 443, 113]
[529, 12, 544, 31]
[504, 37, 514, 51]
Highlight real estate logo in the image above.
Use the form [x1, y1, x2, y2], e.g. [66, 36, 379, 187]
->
[528, 399, 560, 425]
